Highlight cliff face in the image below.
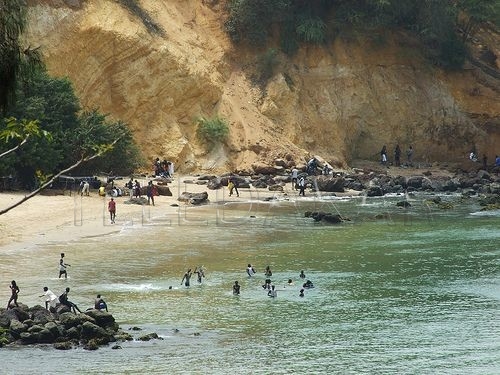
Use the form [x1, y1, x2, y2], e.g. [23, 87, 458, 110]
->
[25, 0, 500, 172]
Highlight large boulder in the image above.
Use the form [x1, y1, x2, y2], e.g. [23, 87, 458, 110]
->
[315, 176, 345, 192]
[84, 310, 116, 330]
[80, 321, 111, 342]
[178, 191, 209, 205]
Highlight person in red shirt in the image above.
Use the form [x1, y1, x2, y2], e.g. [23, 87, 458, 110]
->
[108, 197, 116, 224]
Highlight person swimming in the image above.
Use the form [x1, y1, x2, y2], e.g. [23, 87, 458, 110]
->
[303, 280, 314, 289]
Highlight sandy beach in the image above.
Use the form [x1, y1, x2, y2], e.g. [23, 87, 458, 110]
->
[0, 163, 453, 251]
[0, 175, 287, 251]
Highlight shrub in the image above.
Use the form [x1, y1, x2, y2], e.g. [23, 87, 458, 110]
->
[196, 116, 229, 149]
[296, 16, 326, 44]
[255, 48, 279, 84]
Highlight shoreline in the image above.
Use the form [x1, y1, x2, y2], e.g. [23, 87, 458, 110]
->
[1, 161, 496, 251]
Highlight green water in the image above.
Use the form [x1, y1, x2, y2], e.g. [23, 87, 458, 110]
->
[1, 194, 499, 374]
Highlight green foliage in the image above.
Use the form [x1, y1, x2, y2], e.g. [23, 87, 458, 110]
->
[224, 0, 500, 70]
[72, 111, 143, 175]
[296, 17, 326, 44]
[255, 48, 279, 84]
[196, 116, 229, 149]
[0, 0, 42, 113]
[1, 68, 142, 187]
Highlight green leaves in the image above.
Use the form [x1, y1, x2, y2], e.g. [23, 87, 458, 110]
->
[196, 116, 229, 149]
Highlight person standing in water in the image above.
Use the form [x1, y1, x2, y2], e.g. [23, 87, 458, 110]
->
[59, 253, 70, 279]
[299, 270, 306, 279]
[181, 269, 193, 287]
[267, 285, 277, 298]
[246, 264, 256, 277]
[194, 267, 205, 284]
[233, 281, 240, 295]
[7, 280, 19, 309]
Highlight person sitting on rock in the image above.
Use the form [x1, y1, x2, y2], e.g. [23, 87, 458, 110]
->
[59, 287, 81, 313]
[94, 294, 108, 312]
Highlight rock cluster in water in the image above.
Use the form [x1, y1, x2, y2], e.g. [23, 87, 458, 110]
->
[0, 304, 133, 350]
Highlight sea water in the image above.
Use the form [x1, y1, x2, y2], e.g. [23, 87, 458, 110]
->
[1, 192, 499, 374]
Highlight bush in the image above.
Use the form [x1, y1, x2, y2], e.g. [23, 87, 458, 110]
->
[255, 48, 279, 84]
[196, 116, 229, 148]
[296, 16, 326, 44]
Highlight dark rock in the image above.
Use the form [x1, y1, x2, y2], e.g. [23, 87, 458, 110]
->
[207, 177, 223, 190]
[407, 176, 423, 189]
[178, 191, 209, 205]
[252, 180, 268, 188]
[83, 310, 116, 329]
[315, 176, 345, 192]
[268, 184, 283, 192]
[37, 328, 55, 343]
[54, 341, 73, 350]
[156, 185, 172, 196]
[83, 339, 100, 350]
[30, 305, 54, 324]
[198, 174, 217, 181]
[19, 332, 37, 344]
[396, 201, 411, 208]
[112, 344, 122, 349]
[45, 321, 65, 338]
[9, 320, 28, 338]
[138, 332, 163, 341]
[252, 163, 278, 175]
[366, 186, 383, 197]
[80, 321, 111, 342]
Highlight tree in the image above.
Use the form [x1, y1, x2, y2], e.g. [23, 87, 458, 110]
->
[0, 0, 42, 113]
[455, 0, 500, 41]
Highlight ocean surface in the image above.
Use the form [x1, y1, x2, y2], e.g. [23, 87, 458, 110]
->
[1, 190, 499, 374]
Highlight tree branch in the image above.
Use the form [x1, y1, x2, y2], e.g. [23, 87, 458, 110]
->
[0, 134, 29, 158]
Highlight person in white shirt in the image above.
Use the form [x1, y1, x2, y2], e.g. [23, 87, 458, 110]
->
[40, 287, 59, 310]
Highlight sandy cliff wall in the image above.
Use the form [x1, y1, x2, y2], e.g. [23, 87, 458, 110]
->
[25, 0, 500, 172]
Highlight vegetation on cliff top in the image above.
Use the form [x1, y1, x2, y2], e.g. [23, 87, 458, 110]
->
[224, 0, 500, 69]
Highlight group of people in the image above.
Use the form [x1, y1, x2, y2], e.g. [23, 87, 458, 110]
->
[234, 264, 312, 298]
[6, 253, 109, 313]
[153, 158, 174, 178]
[180, 267, 205, 287]
[380, 144, 414, 167]
[469, 151, 500, 169]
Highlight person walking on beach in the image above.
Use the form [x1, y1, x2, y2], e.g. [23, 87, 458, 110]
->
[108, 197, 116, 224]
[233, 281, 240, 295]
[40, 287, 59, 310]
[181, 269, 193, 287]
[407, 145, 414, 166]
[229, 176, 239, 197]
[394, 144, 401, 167]
[298, 176, 306, 196]
[291, 167, 298, 190]
[134, 180, 141, 198]
[59, 287, 81, 313]
[146, 181, 155, 206]
[380, 145, 388, 166]
[59, 253, 70, 279]
[7, 280, 19, 309]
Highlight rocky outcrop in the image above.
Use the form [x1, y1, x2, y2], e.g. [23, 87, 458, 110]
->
[0, 304, 132, 350]
[24, 1, 500, 174]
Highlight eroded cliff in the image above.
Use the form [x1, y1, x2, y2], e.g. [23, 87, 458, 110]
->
[25, 0, 500, 173]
